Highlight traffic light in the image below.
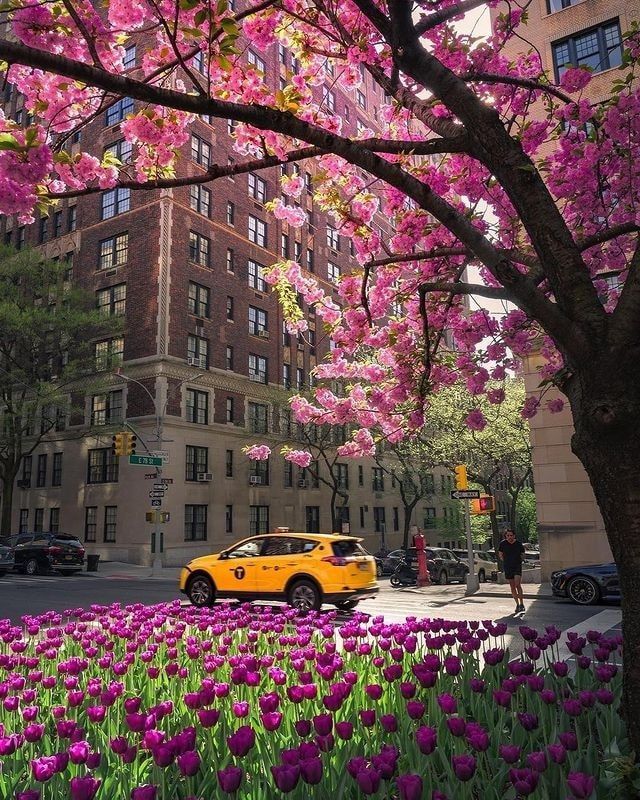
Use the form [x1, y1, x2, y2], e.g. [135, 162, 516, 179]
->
[125, 433, 137, 456]
[471, 495, 495, 515]
[454, 464, 468, 490]
[112, 433, 125, 457]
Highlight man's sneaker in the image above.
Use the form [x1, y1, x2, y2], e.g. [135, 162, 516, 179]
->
[518, 603, 525, 613]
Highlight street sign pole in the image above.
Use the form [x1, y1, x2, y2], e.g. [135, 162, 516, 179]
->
[464, 500, 480, 596]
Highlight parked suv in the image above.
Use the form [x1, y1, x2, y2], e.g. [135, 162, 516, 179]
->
[386, 547, 469, 585]
[452, 550, 496, 582]
[8, 533, 85, 575]
[0, 538, 15, 576]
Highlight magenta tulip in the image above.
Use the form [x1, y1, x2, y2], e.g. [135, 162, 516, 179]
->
[397, 774, 423, 800]
[312, 714, 332, 736]
[336, 721, 353, 740]
[271, 764, 300, 793]
[547, 744, 567, 764]
[499, 744, 521, 764]
[509, 769, 539, 796]
[177, 751, 200, 777]
[300, 758, 322, 785]
[356, 768, 381, 796]
[23, 724, 45, 743]
[197, 709, 220, 728]
[359, 710, 376, 727]
[69, 776, 101, 800]
[347, 756, 368, 778]
[227, 726, 255, 757]
[69, 741, 90, 764]
[406, 700, 425, 719]
[452, 754, 476, 782]
[294, 719, 311, 737]
[381, 713, 398, 733]
[436, 693, 457, 714]
[15, 792, 40, 800]
[446, 717, 466, 737]
[130, 787, 157, 800]
[261, 712, 282, 731]
[416, 725, 437, 755]
[86, 752, 102, 770]
[217, 766, 243, 794]
[567, 772, 596, 799]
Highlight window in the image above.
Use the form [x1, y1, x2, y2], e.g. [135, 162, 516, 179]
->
[225, 505, 233, 533]
[250, 458, 269, 486]
[248, 260, 267, 291]
[97, 283, 126, 316]
[187, 335, 208, 367]
[105, 97, 134, 126]
[322, 87, 336, 112]
[294, 241, 302, 262]
[306, 506, 320, 533]
[249, 306, 268, 336]
[356, 89, 366, 109]
[186, 389, 208, 424]
[225, 450, 233, 478]
[306, 249, 314, 272]
[19, 509, 29, 534]
[185, 445, 208, 481]
[249, 354, 268, 384]
[123, 44, 136, 69]
[95, 337, 124, 370]
[327, 262, 341, 285]
[226, 396, 234, 423]
[226, 248, 235, 273]
[185, 505, 207, 541]
[49, 508, 60, 534]
[91, 390, 123, 426]
[227, 118, 237, 137]
[373, 507, 386, 534]
[20, 456, 32, 488]
[372, 467, 384, 492]
[359, 506, 365, 529]
[393, 507, 399, 532]
[248, 402, 268, 434]
[52, 453, 63, 486]
[296, 367, 305, 390]
[358, 465, 364, 486]
[87, 448, 119, 483]
[284, 461, 293, 488]
[552, 21, 622, 80]
[248, 216, 267, 247]
[105, 138, 133, 163]
[104, 506, 117, 543]
[188, 231, 210, 266]
[247, 49, 266, 73]
[226, 346, 234, 371]
[16, 227, 25, 250]
[278, 43, 287, 65]
[34, 508, 44, 533]
[282, 363, 291, 389]
[193, 50, 205, 73]
[226, 296, 234, 321]
[191, 134, 211, 168]
[190, 185, 211, 216]
[226, 201, 235, 226]
[281, 233, 290, 259]
[101, 188, 130, 219]
[327, 225, 340, 251]
[36, 454, 47, 488]
[53, 210, 63, 238]
[99, 232, 128, 270]
[188, 282, 210, 317]
[249, 173, 267, 203]
[249, 505, 269, 535]
[424, 507, 436, 529]
[336, 463, 349, 490]
[39, 216, 48, 243]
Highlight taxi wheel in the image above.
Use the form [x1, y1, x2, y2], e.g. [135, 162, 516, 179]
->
[187, 574, 216, 607]
[288, 580, 321, 612]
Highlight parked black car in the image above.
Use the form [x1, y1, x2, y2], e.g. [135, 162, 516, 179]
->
[5, 532, 85, 575]
[384, 547, 469, 584]
[0, 539, 15, 576]
[551, 562, 620, 605]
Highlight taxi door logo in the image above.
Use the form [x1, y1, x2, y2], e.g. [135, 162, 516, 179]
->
[234, 566, 245, 580]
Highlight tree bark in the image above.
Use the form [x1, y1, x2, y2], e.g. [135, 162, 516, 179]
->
[0, 471, 16, 536]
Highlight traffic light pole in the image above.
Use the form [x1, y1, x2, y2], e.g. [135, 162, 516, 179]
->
[464, 500, 479, 596]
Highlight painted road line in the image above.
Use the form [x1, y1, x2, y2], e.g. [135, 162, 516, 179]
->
[557, 608, 622, 661]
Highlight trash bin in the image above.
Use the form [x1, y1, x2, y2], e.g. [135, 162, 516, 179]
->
[87, 554, 100, 572]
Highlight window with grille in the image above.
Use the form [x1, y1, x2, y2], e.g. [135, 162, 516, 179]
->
[248, 216, 267, 247]
[185, 445, 208, 481]
[52, 453, 63, 486]
[188, 282, 210, 317]
[249, 354, 268, 384]
[226, 450, 233, 478]
[373, 506, 386, 533]
[249, 173, 267, 203]
[323, 87, 336, 112]
[282, 363, 291, 389]
[372, 467, 384, 492]
[187, 335, 208, 366]
[95, 337, 124, 371]
[123, 45, 136, 69]
[39, 217, 48, 243]
[191, 134, 211, 167]
[552, 20, 622, 80]
[104, 506, 117, 542]
[53, 210, 63, 238]
[36, 454, 47, 488]
[49, 508, 60, 534]
[101, 188, 130, 219]
[248, 402, 268, 434]
[327, 226, 340, 251]
[226, 396, 234, 422]
[190, 185, 211, 216]
[249, 505, 269, 535]
[186, 389, 208, 424]
[226, 248, 235, 272]
[96, 284, 126, 316]
[327, 261, 341, 284]
[247, 50, 266, 73]
[226, 201, 235, 226]
[87, 448, 119, 483]
[226, 346, 234, 371]
[104, 138, 133, 163]
[91, 390, 123, 426]
[226, 296, 234, 321]
[19, 509, 29, 534]
[188, 231, 210, 266]
[281, 233, 290, 259]
[296, 367, 304, 390]
[248, 260, 267, 291]
[356, 89, 366, 109]
[249, 306, 268, 336]
[106, 97, 134, 125]
[34, 508, 44, 533]
[99, 232, 128, 270]
[336, 463, 349, 490]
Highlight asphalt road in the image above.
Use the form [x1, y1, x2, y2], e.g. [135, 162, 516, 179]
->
[0, 572, 620, 654]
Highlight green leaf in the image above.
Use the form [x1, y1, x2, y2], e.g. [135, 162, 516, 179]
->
[0, 132, 20, 152]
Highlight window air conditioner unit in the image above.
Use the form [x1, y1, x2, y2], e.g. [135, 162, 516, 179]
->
[249, 476, 263, 485]
[257, 330, 270, 339]
[197, 472, 213, 481]
[188, 356, 205, 368]
[298, 480, 307, 488]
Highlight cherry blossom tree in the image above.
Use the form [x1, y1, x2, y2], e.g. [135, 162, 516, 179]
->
[1, 0, 640, 749]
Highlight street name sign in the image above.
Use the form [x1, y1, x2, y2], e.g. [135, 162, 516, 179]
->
[129, 455, 162, 467]
[150, 450, 170, 465]
[450, 489, 481, 500]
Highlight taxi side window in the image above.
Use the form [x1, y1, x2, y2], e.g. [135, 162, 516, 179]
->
[263, 537, 297, 556]
[227, 539, 261, 558]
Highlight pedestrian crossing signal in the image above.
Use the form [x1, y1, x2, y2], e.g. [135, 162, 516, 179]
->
[471, 495, 495, 515]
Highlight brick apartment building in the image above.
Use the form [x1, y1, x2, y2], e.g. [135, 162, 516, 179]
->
[492, 0, 640, 576]
[0, 35, 465, 564]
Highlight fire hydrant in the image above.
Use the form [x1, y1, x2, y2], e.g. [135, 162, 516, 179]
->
[414, 532, 431, 587]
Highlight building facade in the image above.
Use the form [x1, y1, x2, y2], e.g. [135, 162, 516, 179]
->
[0, 35, 466, 564]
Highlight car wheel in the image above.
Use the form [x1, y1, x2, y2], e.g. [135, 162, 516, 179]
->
[25, 558, 39, 576]
[478, 569, 486, 583]
[187, 574, 216, 607]
[567, 575, 600, 605]
[336, 599, 358, 611]
[288, 579, 321, 612]
[438, 570, 448, 585]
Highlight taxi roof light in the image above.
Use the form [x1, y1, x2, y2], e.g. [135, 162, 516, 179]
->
[274, 526, 290, 533]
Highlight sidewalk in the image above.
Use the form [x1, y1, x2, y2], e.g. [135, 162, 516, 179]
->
[80, 560, 182, 581]
[400, 582, 554, 601]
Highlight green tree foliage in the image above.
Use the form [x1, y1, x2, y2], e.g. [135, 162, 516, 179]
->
[516, 489, 538, 544]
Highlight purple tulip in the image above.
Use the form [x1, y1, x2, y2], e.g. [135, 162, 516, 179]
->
[177, 751, 200, 777]
[124, 697, 142, 713]
[271, 764, 300, 793]
[444, 655, 461, 675]
[312, 714, 332, 736]
[15, 792, 40, 800]
[509, 768, 539, 796]
[31, 758, 56, 783]
[217, 766, 243, 794]
[110, 737, 128, 755]
[397, 774, 423, 800]
[552, 661, 569, 677]
[465, 723, 489, 752]
[381, 714, 398, 733]
[492, 689, 512, 707]
[452, 754, 476, 782]
[365, 684, 383, 700]
[359, 710, 376, 727]
[0, 734, 20, 755]
[547, 743, 566, 764]
[130, 786, 157, 800]
[567, 772, 596, 799]
[400, 682, 416, 698]
[437, 693, 457, 714]
[23, 724, 45, 743]
[122, 746, 137, 764]
[86, 706, 106, 724]
[347, 756, 368, 778]
[356, 768, 381, 796]
[540, 689, 557, 704]
[446, 717, 466, 737]
[299, 757, 322, 785]
[227, 726, 255, 757]
[232, 701, 249, 718]
[336, 721, 353, 740]
[416, 725, 437, 755]
[526, 750, 547, 772]
[469, 678, 486, 693]
[261, 712, 282, 731]
[499, 744, 521, 764]
[197, 708, 220, 728]
[86, 752, 102, 770]
[294, 719, 311, 737]
[152, 744, 174, 768]
[406, 700, 425, 719]
[484, 647, 505, 666]
[559, 731, 578, 751]
[596, 688, 614, 705]
[69, 776, 101, 800]
[517, 712, 539, 731]
[432, 791, 449, 800]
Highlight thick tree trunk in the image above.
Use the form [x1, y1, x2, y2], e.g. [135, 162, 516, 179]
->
[568, 366, 640, 759]
[402, 501, 419, 550]
[1, 477, 14, 536]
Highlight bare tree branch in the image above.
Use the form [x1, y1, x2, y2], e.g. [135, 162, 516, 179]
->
[420, 280, 510, 300]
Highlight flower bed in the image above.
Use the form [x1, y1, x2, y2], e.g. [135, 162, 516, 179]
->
[0, 601, 631, 799]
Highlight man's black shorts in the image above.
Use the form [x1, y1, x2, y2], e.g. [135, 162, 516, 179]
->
[504, 570, 522, 580]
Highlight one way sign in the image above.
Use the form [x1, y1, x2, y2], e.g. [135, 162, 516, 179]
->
[450, 489, 481, 500]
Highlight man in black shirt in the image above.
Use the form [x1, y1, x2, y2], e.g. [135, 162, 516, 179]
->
[498, 529, 525, 612]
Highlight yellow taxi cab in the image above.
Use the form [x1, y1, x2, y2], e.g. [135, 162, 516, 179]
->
[179, 528, 378, 612]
